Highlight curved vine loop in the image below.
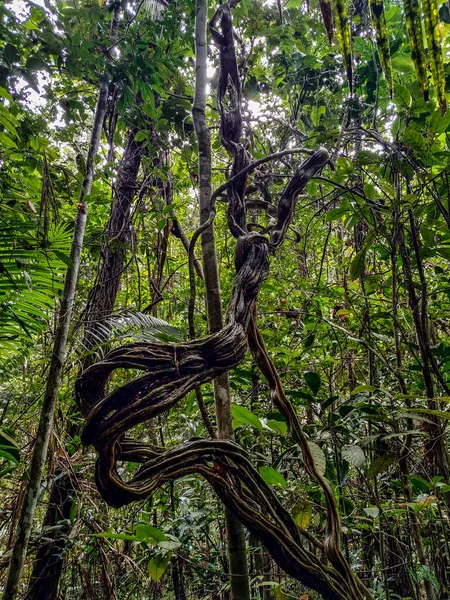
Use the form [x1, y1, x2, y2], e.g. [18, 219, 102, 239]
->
[78, 3, 372, 599]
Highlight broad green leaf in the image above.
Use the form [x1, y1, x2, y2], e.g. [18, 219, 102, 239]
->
[304, 371, 321, 396]
[53, 250, 73, 268]
[26, 56, 46, 71]
[158, 539, 181, 551]
[0, 87, 13, 102]
[342, 445, 365, 467]
[4, 43, 20, 64]
[0, 448, 19, 465]
[292, 500, 313, 528]
[308, 442, 327, 476]
[404, 127, 425, 154]
[393, 83, 412, 109]
[92, 532, 140, 541]
[351, 385, 376, 394]
[391, 54, 415, 73]
[428, 108, 450, 133]
[259, 466, 288, 489]
[232, 403, 263, 430]
[349, 248, 366, 280]
[355, 150, 383, 165]
[0, 132, 17, 148]
[0, 430, 19, 462]
[148, 552, 172, 582]
[134, 130, 147, 142]
[408, 408, 450, 420]
[135, 524, 166, 543]
[266, 419, 288, 436]
[363, 506, 379, 518]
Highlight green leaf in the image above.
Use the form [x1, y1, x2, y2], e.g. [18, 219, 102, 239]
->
[393, 83, 412, 109]
[0, 87, 13, 102]
[349, 248, 366, 280]
[259, 466, 288, 489]
[351, 385, 376, 395]
[143, 104, 159, 119]
[407, 408, 450, 419]
[363, 506, 380, 518]
[428, 108, 450, 133]
[266, 419, 288, 435]
[342, 445, 365, 467]
[0, 115, 17, 136]
[404, 127, 425, 154]
[0, 430, 19, 462]
[148, 552, 172, 582]
[308, 442, 326, 476]
[367, 454, 396, 477]
[158, 539, 181, 551]
[25, 56, 46, 71]
[53, 250, 73, 268]
[134, 130, 147, 142]
[0, 447, 20, 465]
[292, 500, 313, 528]
[304, 371, 321, 396]
[4, 43, 20, 64]
[0, 132, 17, 148]
[439, 1, 450, 22]
[135, 524, 166, 543]
[92, 532, 140, 541]
[391, 54, 415, 73]
[355, 151, 383, 165]
[231, 403, 263, 430]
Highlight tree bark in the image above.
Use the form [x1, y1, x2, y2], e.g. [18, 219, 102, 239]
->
[81, 126, 144, 369]
[192, 2, 250, 599]
[23, 472, 74, 600]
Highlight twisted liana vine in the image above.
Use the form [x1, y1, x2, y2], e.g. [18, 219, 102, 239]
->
[78, 3, 373, 598]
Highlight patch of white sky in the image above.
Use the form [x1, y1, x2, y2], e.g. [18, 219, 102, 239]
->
[7, 0, 296, 145]
[7, 0, 49, 110]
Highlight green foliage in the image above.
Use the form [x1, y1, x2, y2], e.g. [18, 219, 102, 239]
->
[2, 0, 450, 598]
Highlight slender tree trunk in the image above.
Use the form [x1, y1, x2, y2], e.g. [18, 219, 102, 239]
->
[192, 2, 250, 599]
[2, 58, 110, 600]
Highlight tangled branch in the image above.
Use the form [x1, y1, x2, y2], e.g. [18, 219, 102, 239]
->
[78, 3, 372, 599]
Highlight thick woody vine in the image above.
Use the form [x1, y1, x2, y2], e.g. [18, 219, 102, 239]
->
[77, 3, 373, 599]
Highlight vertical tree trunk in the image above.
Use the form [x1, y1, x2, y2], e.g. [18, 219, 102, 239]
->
[171, 556, 187, 600]
[1, 22, 118, 591]
[398, 219, 450, 496]
[192, 2, 250, 599]
[81, 126, 144, 369]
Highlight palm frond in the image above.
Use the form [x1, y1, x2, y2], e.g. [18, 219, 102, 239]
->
[79, 310, 182, 361]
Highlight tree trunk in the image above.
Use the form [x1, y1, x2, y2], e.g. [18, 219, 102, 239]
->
[81, 126, 144, 370]
[171, 556, 187, 600]
[192, 2, 250, 599]
[398, 220, 450, 498]
[23, 472, 74, 600]
[2, 47, 112, 600]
